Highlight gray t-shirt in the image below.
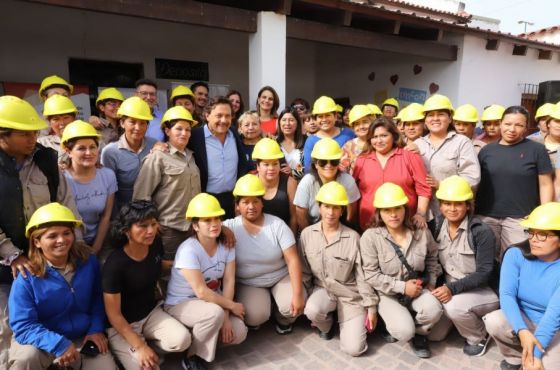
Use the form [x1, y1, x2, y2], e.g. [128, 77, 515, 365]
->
[293, 173, 360, 224]
[165, 237, 235, 306]
[222, 214, 295, 288]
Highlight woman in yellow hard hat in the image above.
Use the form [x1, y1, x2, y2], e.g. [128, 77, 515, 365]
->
[276, 107, 306, 180]
[133, 106, 200, 268]
[484, 202, 560, 370]
[302, 96, 355, 172]
[477, 104, 505, 145]
[103, 200, 191, 370]
[226, 90, 245, 126]
[237, 110, 263, 171]
[453, 104, 486, 154]
[38, 94, 78, 163]
[530, 104, 560, 169]
[256, 86, 280, 135]
[340, 104, 374, 174]
[528, 102, 556, 139]
[382, 98, 400, 119]
[8, 203, 117, 369]
[294, 138, 360, 230]
[399, 103, 426, 143]
[170, 85, 196, 115]
[353, 117, 431, 231]
[164, 193, 247, 369]
[38, 75, 73, 101]
[415, 94, 480, 223]
[223, 174, 305, 335]
[301, 182, 378, 356]
[61, 120, 115, 255]
[360, 183, 442, 358]
[426, 176, 499, 356]
[101, 96, 156, 212]
[252, 138, 298, 234]
[94, 87, 124, 145]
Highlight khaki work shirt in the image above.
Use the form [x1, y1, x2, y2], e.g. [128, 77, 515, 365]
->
[360, 227, 440, 296]
[133, 144, 201, 231]
[37, 135, 68, 164]
[300, 222, 378, 321]
[415, 131, 480, 218]
[98, 118, 119, 146]
[472, 138, 486, 155]
[437, 217, 476, 284]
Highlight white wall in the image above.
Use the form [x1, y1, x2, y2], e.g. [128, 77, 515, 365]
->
[0, 0, 250, 99]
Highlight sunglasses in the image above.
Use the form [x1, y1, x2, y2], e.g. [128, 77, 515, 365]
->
[316, 159, 340, 167]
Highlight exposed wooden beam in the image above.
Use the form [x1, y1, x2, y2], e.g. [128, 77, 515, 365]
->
[287, 17, 457, 60]
[485, 39, 500, 51]
[341, 10, 353, 26]
[276, 0, 293, 15]
[436, 29, 444, 42]
[538, 49, 552, 60]
[393, 20, 401, 35]
[23, 0, 257, 33]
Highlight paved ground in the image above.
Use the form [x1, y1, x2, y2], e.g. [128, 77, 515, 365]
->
[161, 319, 504, 370]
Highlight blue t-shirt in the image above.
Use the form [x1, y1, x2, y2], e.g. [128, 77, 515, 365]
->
[500, 247, 560, 359]
[64, 167, 117, 244]
[145, 108, 163, 142]
[165, 237, 235, 306]
[303, 127, 356, 172]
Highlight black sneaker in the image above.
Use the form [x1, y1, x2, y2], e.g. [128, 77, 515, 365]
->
[381, 327, 398, 343]
[463, 335, 491, 356]
[275, 323, 293, 335]
[247, 324, 261, 331]
[411, 334, 431, 358]
[499, 360, 521, 370]
[181, 356, 207, 370]
[318, 324, 336, 341]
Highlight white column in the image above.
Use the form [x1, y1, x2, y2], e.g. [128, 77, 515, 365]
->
[249, 11, 286, 111]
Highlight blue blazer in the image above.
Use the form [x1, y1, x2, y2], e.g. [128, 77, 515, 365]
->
[187, 125, 249, 191]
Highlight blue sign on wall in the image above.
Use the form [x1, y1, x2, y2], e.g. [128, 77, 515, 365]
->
[399, 87, 426, 103]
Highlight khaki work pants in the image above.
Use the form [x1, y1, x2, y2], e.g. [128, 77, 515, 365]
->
[477, 216, 527, 258]
[304, 288, 367, 357]
[378, 290, 443, 342]
[429, 287, 499, 344]
[484, 309, 560, 368]
[236, 274, 305, 327]
[165, 299, 247, 362]
[159, 226, 188, 262]
[107, 305, 191, 370]
[8, 337, 117, 370]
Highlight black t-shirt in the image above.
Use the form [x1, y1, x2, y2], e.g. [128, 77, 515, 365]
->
[102, 237, 163, 323]
[476, 139, 552, 218]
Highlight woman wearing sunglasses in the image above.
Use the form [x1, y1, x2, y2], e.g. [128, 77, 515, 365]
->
[294, 138, 360, 231]
[484, 202, 560, 370]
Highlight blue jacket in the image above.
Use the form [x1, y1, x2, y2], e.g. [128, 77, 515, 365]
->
[9, 255, 105, 357]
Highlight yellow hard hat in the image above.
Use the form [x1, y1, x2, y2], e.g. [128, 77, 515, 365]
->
[435, 175, 473, 201]
[348, 105, 372, 126]
[336, 104, 343, 113]
[315, 181, 349, 206]
[537, 103, 556, 120]
[39, 75, 74, 96]
[170, 85, 195, 103]
[26, 202, 82, 237]
[481, 104, 505, 122]
[312, 96, 337, 115]
[252, 138, 284, 160]
[453, 104, 479, 123]
[60, 120, 101, 149]
[520, 202, 560, 231]
[423, 94, 454, 114]
[43, 95, 78, 117]
[186, 193, 226, 220]
[550, 105, 560, 120]
[233, 174, 266, 197]
[367, 104, 382, 116]
[382, 98, 400, 110]
[373, 182, 409, 209]
[311, 137, 343, 160]
[96, 87, 124, 105]
[398, 104, 425, 123]
[160, 106, 197, 128]
[117, 96, 153, 121]
[0, 96, 48, 131]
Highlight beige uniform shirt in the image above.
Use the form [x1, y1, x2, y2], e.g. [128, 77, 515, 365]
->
[360, 227, 441, 296]
[37, 135, 68, 164]
[98, 118, 119, 146]
[133, 144, 201, 231]
[437, 217, 476, 284]
[0, 150, 82, 263]
[415, 132, 480, 218]
[300, 222, 378, 321]
[472, 138, 486, 155]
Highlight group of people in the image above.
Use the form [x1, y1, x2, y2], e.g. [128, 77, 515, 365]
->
[0, 74, 558, 370]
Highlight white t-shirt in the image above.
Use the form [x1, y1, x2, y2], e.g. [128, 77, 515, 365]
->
[165, 237, 235, 306]
[222, 214, 295, 288]
[293, 173, 360, 224]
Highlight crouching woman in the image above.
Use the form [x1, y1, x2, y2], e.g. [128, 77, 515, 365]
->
[8, 203, 117, 370]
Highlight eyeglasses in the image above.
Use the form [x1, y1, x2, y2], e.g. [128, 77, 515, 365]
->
[137, 91, 157, 97]
[316, 159, 340, 167]
[292, 104, 306, 112]
[527, 230, 557, 242]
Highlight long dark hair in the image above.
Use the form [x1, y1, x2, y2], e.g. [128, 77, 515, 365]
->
[111, 200, 159, 248]
[226, 90, 245, 123]
[368, 205, 415, 230]
[256, 86, 280, 118]
[276, 107, 305, 149]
